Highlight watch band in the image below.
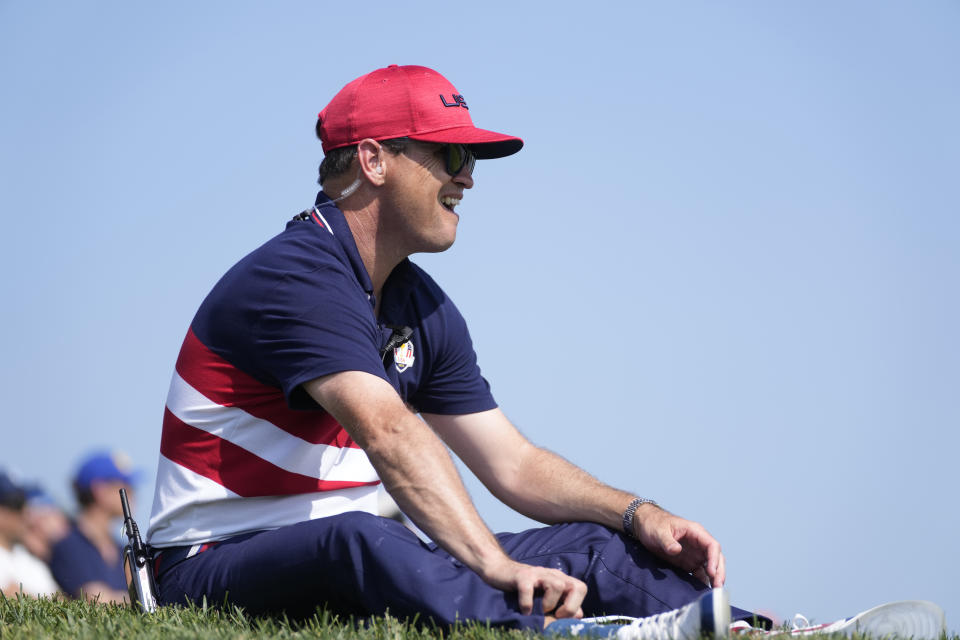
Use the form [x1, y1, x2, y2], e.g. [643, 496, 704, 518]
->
[622, 497, 658, 537]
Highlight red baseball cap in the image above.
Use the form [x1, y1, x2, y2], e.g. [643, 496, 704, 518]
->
[317, 65, 523, 160]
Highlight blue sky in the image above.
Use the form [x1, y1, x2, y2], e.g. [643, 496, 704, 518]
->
[1, 1, 957, 630]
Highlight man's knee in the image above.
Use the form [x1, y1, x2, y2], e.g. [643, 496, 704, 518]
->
[314, 511, 409, 548]
[320, 510, 382, 536]
[295, 511, 425, 573]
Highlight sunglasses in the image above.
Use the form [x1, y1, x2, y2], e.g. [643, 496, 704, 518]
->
[401, 141, 475, 177]
[439, 143, 476, 177]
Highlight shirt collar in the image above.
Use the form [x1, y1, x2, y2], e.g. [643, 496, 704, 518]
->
[314, 191, 375, 299]
[312, 191, 421, 320]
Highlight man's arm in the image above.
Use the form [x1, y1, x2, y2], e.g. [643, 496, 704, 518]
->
[422, 408, 725, 587]
[78, 581, 128, 604]
[303, 371, 587, 618]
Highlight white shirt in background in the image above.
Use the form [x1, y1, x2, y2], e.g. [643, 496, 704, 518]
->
[0, 544, 60, 596]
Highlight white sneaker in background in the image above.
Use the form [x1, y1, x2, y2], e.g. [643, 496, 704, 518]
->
[730, 600, 945, 640]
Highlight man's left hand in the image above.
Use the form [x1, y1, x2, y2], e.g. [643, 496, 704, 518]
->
[632, 504, 726, 587]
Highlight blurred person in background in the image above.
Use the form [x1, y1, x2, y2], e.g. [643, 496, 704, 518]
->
[48, 451, 138, 603]
[20, 483, 70, 563]
[0, 469, 60, 597]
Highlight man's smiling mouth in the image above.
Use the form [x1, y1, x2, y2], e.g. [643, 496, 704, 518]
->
[440, 195, 461, 211]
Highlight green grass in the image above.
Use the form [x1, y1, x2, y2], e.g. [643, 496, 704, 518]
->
[0, 594, 531, 640]
[0, 595, 955, 640]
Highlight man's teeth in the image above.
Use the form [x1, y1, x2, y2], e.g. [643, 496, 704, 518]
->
[440, 196, 461, 208]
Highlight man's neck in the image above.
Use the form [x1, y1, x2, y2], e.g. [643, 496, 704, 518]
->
[342, 205, 409, 314]
[0, 532, 13, 551]
[76, 508, 111, 544]
[77, 507, 120, 564]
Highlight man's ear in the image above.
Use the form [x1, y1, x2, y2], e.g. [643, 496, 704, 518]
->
[356, 138, 387, 184]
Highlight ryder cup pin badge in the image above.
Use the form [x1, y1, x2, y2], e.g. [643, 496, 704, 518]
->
[394, 341, 415, 372]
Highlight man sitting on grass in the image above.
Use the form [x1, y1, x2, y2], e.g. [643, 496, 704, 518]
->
[145, 64, 945, 640]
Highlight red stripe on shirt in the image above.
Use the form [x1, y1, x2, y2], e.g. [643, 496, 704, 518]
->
[175, 328, 358, 448]
[160, 408, 377, 497]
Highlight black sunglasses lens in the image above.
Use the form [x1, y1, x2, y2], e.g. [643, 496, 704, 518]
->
[445, 145, 475, 176]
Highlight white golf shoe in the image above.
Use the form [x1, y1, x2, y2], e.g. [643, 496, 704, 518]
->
[546, 588, 730, 640]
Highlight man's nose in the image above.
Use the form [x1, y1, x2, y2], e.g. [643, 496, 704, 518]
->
[453, 169, 473, 189]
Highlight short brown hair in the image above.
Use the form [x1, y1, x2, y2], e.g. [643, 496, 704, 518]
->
[316, 134, 411, 185]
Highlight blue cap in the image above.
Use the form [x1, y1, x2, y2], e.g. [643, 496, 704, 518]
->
[73, 450, 141, 491]
[0, 469, 27, 510]
[22, 482, 58, 508]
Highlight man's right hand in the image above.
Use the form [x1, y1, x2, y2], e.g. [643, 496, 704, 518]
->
[305, 372, 587, 620]
[481, 557, 587, 618]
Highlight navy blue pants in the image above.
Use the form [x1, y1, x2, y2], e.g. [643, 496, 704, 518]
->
[156, 512, 759, 630]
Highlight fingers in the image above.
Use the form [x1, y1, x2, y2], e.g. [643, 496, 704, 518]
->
[516, 573, 535, 615]
[637, 511, 726, 586]
[657, 528, 683, 556]
[684, 524, 724, 586]
[551, 577, 587, 618]
[540, 575, 562, 615]
[712, 549, 726, 586]
[690, 533, 724, 587]
[690, 547, 724, 588]
[537, 570, 587, 618]
[513, 565, 587, 618]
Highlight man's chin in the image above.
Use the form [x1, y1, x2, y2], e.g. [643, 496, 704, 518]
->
[418, 232, 457, 254]
[425, 238, 456, 254]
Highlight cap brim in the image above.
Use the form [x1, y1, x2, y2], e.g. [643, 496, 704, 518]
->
[408, 126, 523, 159]
[80, 469, 143, 489]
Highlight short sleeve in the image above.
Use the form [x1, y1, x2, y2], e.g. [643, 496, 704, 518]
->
[410, 288, 497, 415]
[254, 262, 389, 407]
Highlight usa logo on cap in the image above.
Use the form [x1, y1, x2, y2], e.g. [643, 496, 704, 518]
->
[394, 341, 415, 373]
[317, 65, 522, 159]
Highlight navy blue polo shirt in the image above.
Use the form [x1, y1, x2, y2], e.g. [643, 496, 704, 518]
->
[190, 192, 496, 416]
[48, 522, 127, 598]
